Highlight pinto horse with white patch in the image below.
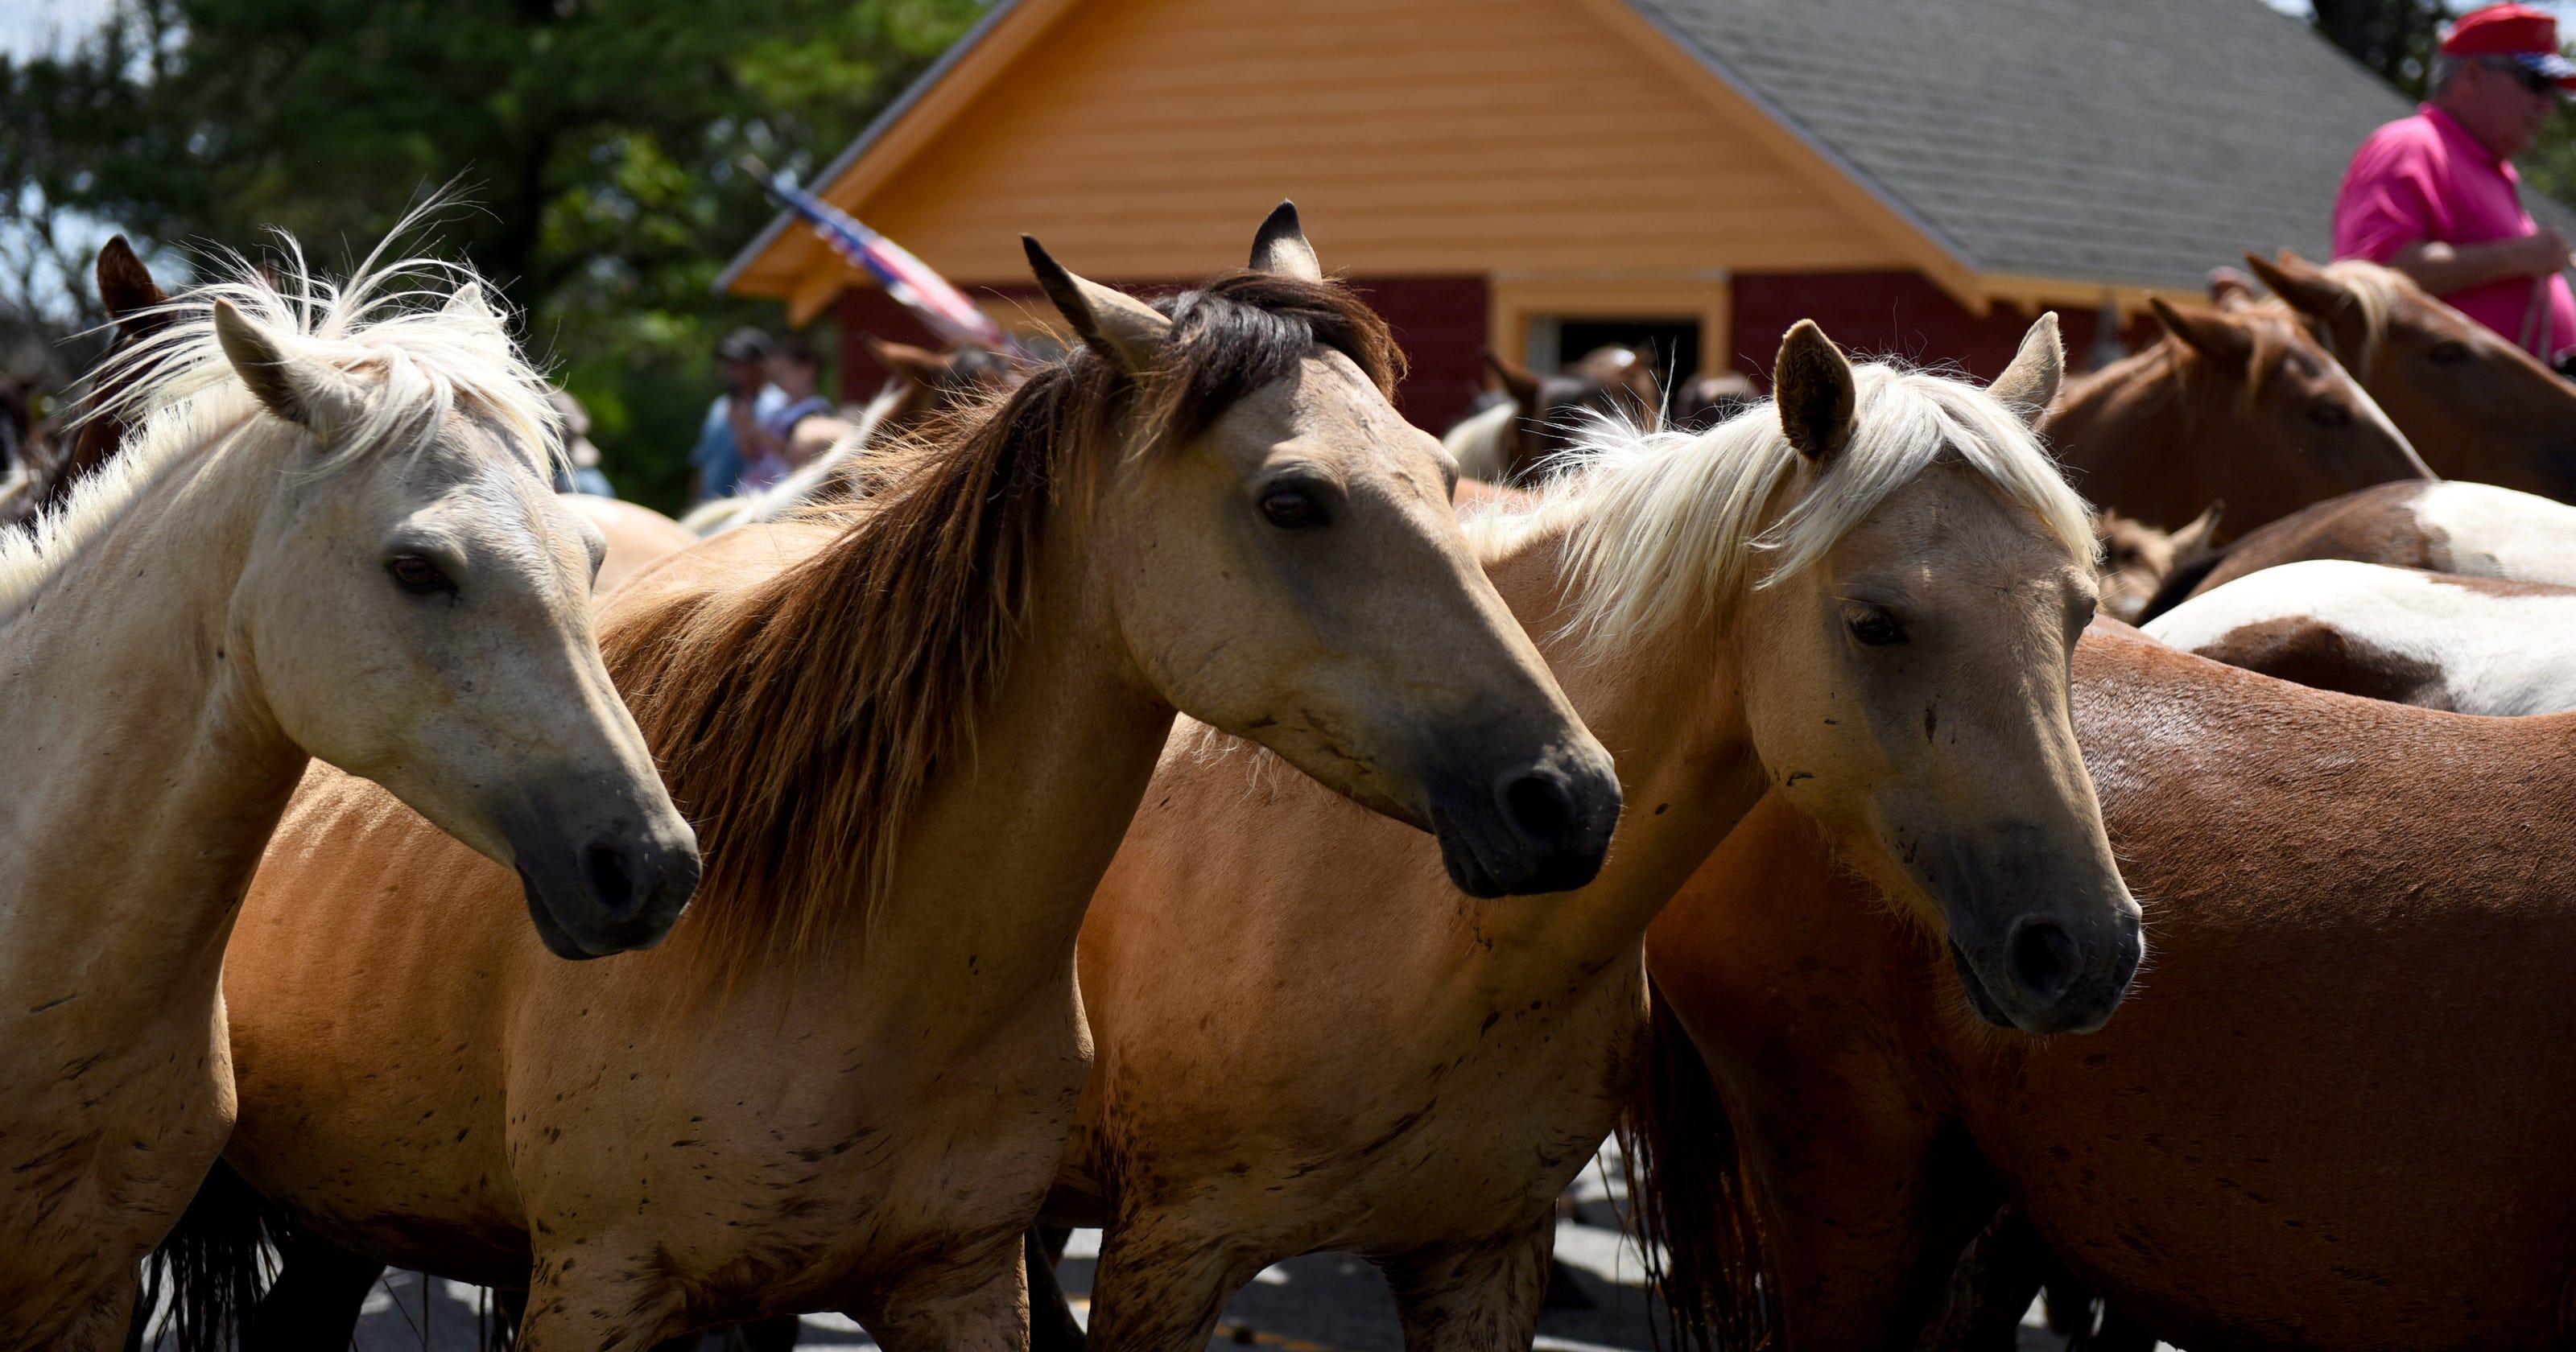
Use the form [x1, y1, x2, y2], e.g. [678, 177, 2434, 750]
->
[2147, 560, 2576, 715]
[2143, 478, 2576, 618]
[166, 205, 1621, 1352]
[0, 228, 699, 1350]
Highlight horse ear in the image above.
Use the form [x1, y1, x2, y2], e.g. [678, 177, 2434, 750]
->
[213, 298, 365, 436]
[2244, 251, 2368, 361]
[865, 335, 950, 385]
[1988, 312, 2063, 422]
[441, 281, 497, 327]
[1248, 200, 1323, 282]
[1773, 319, 1856, 466]
[95, 236, 167, 324]
[1023, 235, 1169, 373]
[2169, 500, 2226, 565]
[2149, 296, 2252, 363]
[1483, 349, 1542, 410]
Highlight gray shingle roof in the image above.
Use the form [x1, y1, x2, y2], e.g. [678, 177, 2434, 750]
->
[1630, 0, 2576, 290]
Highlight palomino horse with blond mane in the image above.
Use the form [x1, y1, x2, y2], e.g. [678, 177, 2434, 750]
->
[166, 205, 1620, 1350]
[1629, 619, 2576, 1350]
[2243, 251, 2576, 499]
[0, 230, 700, 1350]
[1021, 315, 2138, 1352]
[2044, 296, 2429, 539]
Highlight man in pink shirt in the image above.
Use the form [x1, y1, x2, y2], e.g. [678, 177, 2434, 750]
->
[2334, 2, 2576, 361]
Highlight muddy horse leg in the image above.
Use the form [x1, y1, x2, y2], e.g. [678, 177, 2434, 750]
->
[1080, 1215, 1267, 1352]
[512, 1246, 691, 1352]
[857, 1247, 1033, 1352]
[1376, 1220, 1554, 1352]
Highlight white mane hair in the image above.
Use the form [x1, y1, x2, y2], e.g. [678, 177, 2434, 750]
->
[1468, 360, 2096, 658]
[679, 381, 904, 536]
[0, 214, 560, 618]
[1441, 400, 1514, 483]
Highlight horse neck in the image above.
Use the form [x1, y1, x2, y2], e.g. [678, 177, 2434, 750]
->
[776, 510, 1174, 1028]
[0, 415, 307, 1027]
[1477, 520, 1771, 972]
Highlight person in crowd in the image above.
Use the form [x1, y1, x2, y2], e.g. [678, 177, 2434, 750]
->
[546, 390, 617, 498]
[734, 335, 837, 494]
[2334, 2, 2576, 361]
[688, 327, 784, 504]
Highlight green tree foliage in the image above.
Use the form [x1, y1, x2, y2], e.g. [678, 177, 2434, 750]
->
[3, 0, 983, 509]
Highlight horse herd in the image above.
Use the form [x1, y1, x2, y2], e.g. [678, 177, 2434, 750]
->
[2, 200, 2574, 1352]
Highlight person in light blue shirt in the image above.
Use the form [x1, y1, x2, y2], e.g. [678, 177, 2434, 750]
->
[690, 328, 786, 504]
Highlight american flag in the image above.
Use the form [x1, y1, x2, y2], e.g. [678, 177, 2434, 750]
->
[744, 158, 1023, 357]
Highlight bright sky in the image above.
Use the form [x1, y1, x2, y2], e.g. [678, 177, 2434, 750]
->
[0, 0, 109, 60]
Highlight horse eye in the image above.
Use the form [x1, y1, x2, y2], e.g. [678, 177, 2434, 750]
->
[1846, 606, 1906, 647]
[386, 554, 456, 596]
[2429, 340, 2471, 364]
[2310, 402, 2351, 427]
[1259, 489, 1327, 530]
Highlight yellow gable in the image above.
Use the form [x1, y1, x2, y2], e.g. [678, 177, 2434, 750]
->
[733, 0, 1955, 323]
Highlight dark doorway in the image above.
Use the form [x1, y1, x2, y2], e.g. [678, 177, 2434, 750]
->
[1555, 318, 1703, 393]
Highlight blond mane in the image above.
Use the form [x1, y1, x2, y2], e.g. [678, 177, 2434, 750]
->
[0, 219, 559, 620]
[606, 270, 1405, 987]
[1470, 361, 2095, 659]
[2293, 258, 2404, 380]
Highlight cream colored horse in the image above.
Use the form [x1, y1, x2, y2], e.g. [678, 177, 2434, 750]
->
[188, 206, 1620, 1350]
[1052, 317, 2138, 1352]
[0, 239, 697, 1350]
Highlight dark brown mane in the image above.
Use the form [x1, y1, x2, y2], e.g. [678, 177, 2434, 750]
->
[602, 268, 1400, 985]
[2165, 310, 2302, 422]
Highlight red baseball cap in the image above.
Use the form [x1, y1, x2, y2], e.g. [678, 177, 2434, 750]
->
[2442, 3, 2576, 89]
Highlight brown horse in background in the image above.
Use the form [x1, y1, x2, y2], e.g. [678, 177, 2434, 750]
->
[1629, 621, 2576, 1351]
[1443, 344, 1664, 485]
[2244, 251, 2576, 501]
[2044, 298, 2429, 539]
[0, 237, 172, 529]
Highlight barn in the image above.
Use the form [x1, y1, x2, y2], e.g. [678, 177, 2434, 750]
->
[720, 0, 2431, 432]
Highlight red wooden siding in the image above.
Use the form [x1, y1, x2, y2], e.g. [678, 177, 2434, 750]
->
[1729, 272, 2157, 387]
[838, 275, 1491, 434]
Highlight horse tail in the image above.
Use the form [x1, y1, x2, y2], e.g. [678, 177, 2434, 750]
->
[145, 1159, 286, 1352]
[1617, 980, 1773, 1352]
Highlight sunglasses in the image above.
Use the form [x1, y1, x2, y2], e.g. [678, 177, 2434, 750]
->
[2491, 59, 2562, 95]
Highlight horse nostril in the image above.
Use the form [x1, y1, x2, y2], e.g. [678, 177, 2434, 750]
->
[2008, 918, 2081, 1003]
[1501, 772, 1575, 847]
[584, 842, 637, 916]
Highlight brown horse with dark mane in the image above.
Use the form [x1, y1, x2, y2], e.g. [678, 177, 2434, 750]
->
[1629, 621, 2576, 1351]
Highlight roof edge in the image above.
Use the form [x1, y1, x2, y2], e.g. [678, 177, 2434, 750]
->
[1608, 0, 1988, 286]
[715, 0, 1030, 297]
